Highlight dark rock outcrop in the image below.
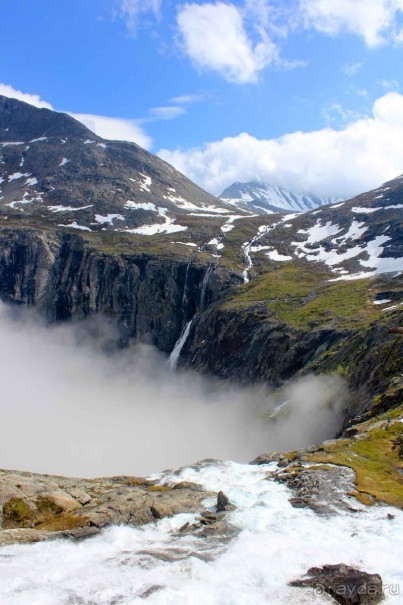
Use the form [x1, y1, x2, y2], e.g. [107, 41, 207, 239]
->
[181, 303, 348, 385]
[290, 564, 384, 604]
[216, 491, 230, 512]
[0, 227, 238, 352]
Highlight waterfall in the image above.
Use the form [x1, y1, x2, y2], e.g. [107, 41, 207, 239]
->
[168, 320, 193, 370]
[242, 222, 279, 283]
[181, 261, 191, 309]
[268, 399, 290, 419]
[243, 243, 252, 283]
[199, 265, 213, 309]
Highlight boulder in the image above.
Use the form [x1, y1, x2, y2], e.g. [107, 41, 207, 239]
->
[290, 563, 384, 604]
[217, 491, 230, 512]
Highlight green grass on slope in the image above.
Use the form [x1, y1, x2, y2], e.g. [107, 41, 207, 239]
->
[305, 406, 403, 508]
[223, 264, 382, 329]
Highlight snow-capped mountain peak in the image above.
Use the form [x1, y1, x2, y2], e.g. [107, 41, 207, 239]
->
[220, 181, 341, 214]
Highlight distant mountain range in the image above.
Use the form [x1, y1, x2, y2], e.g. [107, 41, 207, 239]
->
[220, 181, 341, 214]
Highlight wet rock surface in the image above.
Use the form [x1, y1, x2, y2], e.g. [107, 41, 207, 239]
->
[0, 468, 215, 545]
[273, 464, 359, 514]
[290, 563, 384, 604]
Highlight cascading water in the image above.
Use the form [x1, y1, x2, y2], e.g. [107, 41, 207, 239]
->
[181, 261, 191, 310]
[242, 222, 280, 283]
[0, 460, 401, 604]
[242, 242, 253, 283]
[168, 320, 193, 369]
[199, 265, 213, 309]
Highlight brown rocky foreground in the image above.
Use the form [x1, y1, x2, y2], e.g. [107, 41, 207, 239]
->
[0, 468, 219, 546]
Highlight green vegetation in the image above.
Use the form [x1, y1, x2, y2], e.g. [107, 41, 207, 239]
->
[2, 498, 33, 528]
[35, 496, 63, 516]
[303, 408, 403, 508]
[224, 264, 382, 328]
[124, 477, 153, 487]
[36, 513, 88, 531]
[220, 218, 272, 272]
[2, 495, 87, 531]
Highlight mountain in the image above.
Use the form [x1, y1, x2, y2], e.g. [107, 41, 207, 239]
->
[0, 95, 237, 235]
[220, 181, 341, 214]
[239, 174, 403, 282]
[0, 92, 402, 587]
[0, 95, 401, 420]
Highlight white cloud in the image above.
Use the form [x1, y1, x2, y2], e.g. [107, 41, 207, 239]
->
[322, 102, 367, 126]
[70, 113, 152, 149]
[120, 0, 161, 34]
[300, 0, 403, 47]
[0, 83, 53, 109]
[148, 106, 186, 120]
[378, 79, 400, 89]
[342, 62, 363, 76]
[158, 92, 403, 199]
[169, 93, 207, 104]
[176, 2, 279, 83]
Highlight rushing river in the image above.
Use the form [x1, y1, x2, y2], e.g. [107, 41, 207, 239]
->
[1, 461, 402, 605]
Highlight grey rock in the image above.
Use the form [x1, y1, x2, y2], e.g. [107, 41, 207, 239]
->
[274, 464, 358, 514]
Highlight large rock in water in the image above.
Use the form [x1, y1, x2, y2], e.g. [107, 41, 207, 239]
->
[290, 564, 384, 604]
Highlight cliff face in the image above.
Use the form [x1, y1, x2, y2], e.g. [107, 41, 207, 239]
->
[181, 304, 347, 384]
[180, 300, 402, 424]
[1, 224, 401, 427]
[0, 226, 239, 352]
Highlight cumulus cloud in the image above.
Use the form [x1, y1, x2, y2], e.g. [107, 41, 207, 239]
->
[176, 2, 280, 83]
[70, 112, 152, 149]
[117, 1, 402, 83]
[0, 304, 346, 476]
[0, 83, 53, 109]
[300, 0, 403, 47]
[158, 92, 403, 198]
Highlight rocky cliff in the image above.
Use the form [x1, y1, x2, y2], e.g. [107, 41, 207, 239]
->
[0, 224, 242, 352]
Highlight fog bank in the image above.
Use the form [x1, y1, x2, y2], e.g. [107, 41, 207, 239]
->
[0, 304, 348, 476]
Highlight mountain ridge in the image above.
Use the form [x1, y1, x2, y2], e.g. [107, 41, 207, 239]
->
[0, 95, 238, 236]
[220, 180, 341, 214]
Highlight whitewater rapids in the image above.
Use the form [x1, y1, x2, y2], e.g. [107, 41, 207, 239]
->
[0, 461, 402, 604]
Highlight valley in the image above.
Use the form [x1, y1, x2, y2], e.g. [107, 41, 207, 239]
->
[0, 95, 402, 605]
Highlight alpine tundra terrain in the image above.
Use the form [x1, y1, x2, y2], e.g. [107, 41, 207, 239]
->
[0, 95, 402, 604]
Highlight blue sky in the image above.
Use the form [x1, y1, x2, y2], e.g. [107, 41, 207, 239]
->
[1, 0, 403, 197]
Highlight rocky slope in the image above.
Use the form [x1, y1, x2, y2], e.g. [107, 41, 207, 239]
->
[220, 181, 340, 214]
[0, 95, 238, 235]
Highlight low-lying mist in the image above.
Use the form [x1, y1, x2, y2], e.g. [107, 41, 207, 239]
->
[0, 303, 348, 477]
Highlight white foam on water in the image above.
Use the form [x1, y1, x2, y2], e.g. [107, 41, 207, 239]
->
[0, 461, 401, 605]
